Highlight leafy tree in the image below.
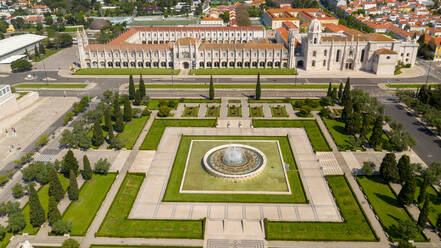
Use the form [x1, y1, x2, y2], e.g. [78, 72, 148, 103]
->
[11, 59, 32, 72]
[55, 33, 73, 48]
[379, 153, 398, 182]
[104, 108, 112, 131]
[361, 161, 375, 175]
[123, 95, 132, 122]
[139, 75, 146, 98]
[128, 75, 135, 100]
[338, 82, 344, 100]
[61, 238, 80, 248]
[397, 219, 419, 240]
[209, 75, 214, 100]
[94, 158, 111, 175]
[110, 136, 123, 150]
[29, 184, 45, 227]
[62, 150, 78, 177]
[39, 42, 45, 54]
[51, 220, 71, 235]
[327, 82, 332, 97]
[360, 113, 370, 142]
[68, 170, 79, 201]
[92, 119, 104, 147]
[389, 121, 416, 152]
[0, 225, 5, 240]
[417, 195, 430, 229]
[369, 115, 383, 149]
[398, 240, 416, 248]
[255, 73, 261, 100]
[398, 155, 412, 183]
[0, 201, 20, 216]
[158, 105, 170, 117]
[398, 177, 417, 205]
[34, 45, 39, 58]
[47, 196, 61, 225]
[12, 184, 25, 198]
[82, 155, 92, 180]
[49, 167, 64, 202]
[7, 212, 25, 233]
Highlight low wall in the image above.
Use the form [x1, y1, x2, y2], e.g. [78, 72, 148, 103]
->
[0, 91, 39, 129]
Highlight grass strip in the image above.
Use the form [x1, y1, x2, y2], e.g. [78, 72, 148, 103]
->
[90, 246, 201, 248]
[147, 99, 220, 110]
[205, 106, 220, 117]
[162, 136, 306, 203]
[271, 106, 289, 117]
[32, 48, 63, 62]
[252, 120, 331, 151]
[117, 116, 150, 149]
[249, 106, 264, 117]
[387, 84, 439, 88]
[135, 84, 329, 89]
[74, 68, 180, 75]
[265, 175, 378, 241]
[227, 105, 242, 117]
[97, 173, 203, 239]
[190, 68, 296, 75]
[182, 106, 200, 117]
[62, 173, 117, 236]
[414, 177, 441, 233]
[357, 176, 427, 242]
[139, 119, 217, 150]
[14, 84, 87, 89]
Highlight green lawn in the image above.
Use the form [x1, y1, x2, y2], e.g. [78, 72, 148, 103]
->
[414, 177, 441, 233]
[271, 106, 289, 117]
[249, 106, 264, 117]
[136, 83, 329, 89]
[228, 99, 241, 103]
[249, 99, 323, 111]
[147, 99, 220, 110]
[117, 116, 150, 149]
[62, 173, 116, 236]
[163, 136, 306, 203]
[182, 106, 199, 117]
[74, 68, 180, 75]
[32, 48, 63, 62]
[357, 176, 426, 242]
[387, 84, 439, 88]
[190, 68, 296, 75]
[265, 176, 377, 241]
[14, 83, 87, 89]
[97, 173, 204, 239]
[322, 117, 389, 151]
[139, 119, 217, 150]
[205, 105, 220, 117]
[91, 246, 201, 248]
[0, 174, 9, 185]
[252, 120, 331, 151]
[16, 92, 29, 100]
[227, 105, 242, 117]
[22, 174, 69, 234]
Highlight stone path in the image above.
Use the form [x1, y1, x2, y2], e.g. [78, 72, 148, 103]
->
[130, 127, 340, 223]
[198, 103, 207, 118]
[241, 98, 249, 118]
[316, 152, 344, 175]
[261, 105, 271, 118]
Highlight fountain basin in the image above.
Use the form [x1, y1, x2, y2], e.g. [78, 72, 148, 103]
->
[203, 144, 267, 179]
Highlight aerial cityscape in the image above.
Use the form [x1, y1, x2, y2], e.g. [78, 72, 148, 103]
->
[1, 0, 441, 248]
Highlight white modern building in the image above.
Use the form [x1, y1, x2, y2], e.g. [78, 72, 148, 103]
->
[0, 34, 46, 61]
[0, 84, 39, 122]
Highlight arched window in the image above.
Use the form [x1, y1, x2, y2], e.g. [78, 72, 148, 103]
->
[153, 62, 159, 68]
[123, 62, 128, 67]
[259, 62, 265, 67]
[312, 60, 315, 67]
[130, 62, 136, 67]
[138, 62, 143, 67]
[222, 62, 227, 67]
[314, 38, 317, 44]
[244, 62, 250, 67]
[161, 62, 166, 67]
[145, 62, 151, 68]
[252, 62, 258, 67]
[168, 62, 173, 67]
[336, 50, 341, 62]
[267, 61, 273, 67]
[275, 61, 280, 67]
[107, 62, 113, 67]
[229, 62, 234, 67]
[360, 49, 365, 62]
[200, 62, 204, 67]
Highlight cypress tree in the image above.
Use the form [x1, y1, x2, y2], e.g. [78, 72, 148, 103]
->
[255, 73, 261, 100]
[418, 173, 429, 204]
[369, 115, 383, 149]
[68, 170, 79, 201]
[139, 75, 146, 99]
[123, 95, 132, 122]
[112, 93, 120, 120]
[92, 118, 104, 146]
[107, 121, 114, 141]
[436, 213, 441, 231]
[82, 155, 92, 180]
[114, 107, 124, 133]
[352, 104, 362, 135]
[134, 89, 141, 106]
[29, 184, 45, 227]
[209, 75, 214, 100]
[327, 82, 332, 97]
[341, 96, 352, 124]
[34, 45, 39, 58]
[331, 88, 338, 102]
[398, 177, 416, 205]
[380, 153, 399, 182]
[39, 42, 45, 54]
[342, 77, 351, 105]
[128, 75, 135, 100]
[104, 108, 112, 132]
[49, 167, 64, 202]
[417, 195, 430, 229]
[62, 150, 78, 177]
[338, 82, 344, 100]
[360, 113, 370, 141]
[47, 196, 61, 225]
[397, 155, 412, 184]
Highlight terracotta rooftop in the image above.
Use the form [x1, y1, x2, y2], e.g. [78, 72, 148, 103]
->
[199, 41, 286, 50]
[85, 43, 172, 50]
[175, 37, 198, 45]
[376, 48, 398, 54]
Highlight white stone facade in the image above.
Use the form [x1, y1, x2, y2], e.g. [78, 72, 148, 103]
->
[77, 20, 418, 75]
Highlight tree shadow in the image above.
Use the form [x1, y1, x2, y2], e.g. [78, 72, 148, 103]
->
[374, 192, 403, 208]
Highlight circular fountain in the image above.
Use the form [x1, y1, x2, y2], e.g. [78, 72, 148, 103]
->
[203, 144, 266, 179]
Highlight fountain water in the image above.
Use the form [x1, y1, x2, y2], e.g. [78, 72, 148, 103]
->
[223, 146, 245, 165]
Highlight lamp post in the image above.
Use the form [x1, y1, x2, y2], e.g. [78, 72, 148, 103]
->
[294, 71, 297, 86]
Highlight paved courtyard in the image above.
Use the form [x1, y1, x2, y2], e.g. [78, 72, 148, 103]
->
[130, 127, 341, 223]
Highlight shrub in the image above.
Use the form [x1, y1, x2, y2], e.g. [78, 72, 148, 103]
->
[61, 238, 79, 248]
[0, 225, 6, 240]
[319, 96, 333, 106]
[11, 59, 32, 72]
[361, 161, 375, 175]
[94, 158, 111, 175]
[0, 201, 20, 216]
[12, 183, 25, 198]
[168, 100, 176, 108]
[298, 105, 312, 117]
[141, 107, 151, 117]
[294, 99, 304, 108]
[7, 212, 25, 233]
[63, 112, 74, 125]
[51, 220, 71, 235]
[110, 136, 123, 150]
[22, 161, 52, 184]
[132, 108, 141, 118]
[319, 107, 331, 118]
[158, 105, 170, 117]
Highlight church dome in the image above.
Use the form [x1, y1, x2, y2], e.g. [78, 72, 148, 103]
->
[308, 19, 322, 33]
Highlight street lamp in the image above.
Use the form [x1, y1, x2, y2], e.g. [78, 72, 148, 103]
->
[171, 71, 174, 87]
[294, 71, 297, 86]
